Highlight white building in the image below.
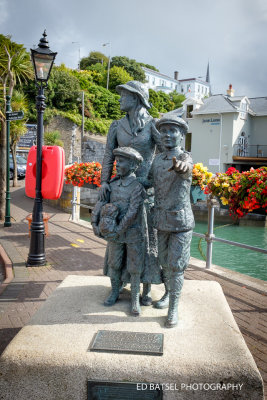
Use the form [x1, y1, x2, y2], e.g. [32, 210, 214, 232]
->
[177, 84, 267, 173]
[142, 64, 211, 101]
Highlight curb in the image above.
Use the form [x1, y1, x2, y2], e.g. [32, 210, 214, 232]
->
[0, 244, 14, 295]
[189, 256, 267, 296]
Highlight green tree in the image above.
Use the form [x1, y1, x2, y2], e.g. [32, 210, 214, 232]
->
[169, 91, 186, 109]
[111, 56, 146, 82]
[44, 130, 63, 147]
[80, 51, 109, 70]
[9, 90, 28, 187]
[139, 63, 159, 72]
[0, 34, 33, 220]
[86, 84, 123, 120]
[149, 89, 175, 113]
[85, 63, 106, 85]
[47, 67, 81, 111]
[102, 65, 133, 92]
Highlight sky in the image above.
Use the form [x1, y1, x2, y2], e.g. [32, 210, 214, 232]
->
[1, 0, 267, 97]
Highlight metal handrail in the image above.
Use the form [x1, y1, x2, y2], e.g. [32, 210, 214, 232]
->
[192, 233, 267, 254]
[71, 186, 267, 269]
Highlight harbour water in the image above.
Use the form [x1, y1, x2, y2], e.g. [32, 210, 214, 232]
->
[80, 208, 267, 282]
[191, 221, 267, 281]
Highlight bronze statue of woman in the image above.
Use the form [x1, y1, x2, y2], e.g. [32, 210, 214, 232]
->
[98, 80, 163, 305]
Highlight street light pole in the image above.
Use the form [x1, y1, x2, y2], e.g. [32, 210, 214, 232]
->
[27, 84, 46, 265]
[27, 31, 57, 267]
[102, 42, 111, 90]
[72, 42, 80, 71]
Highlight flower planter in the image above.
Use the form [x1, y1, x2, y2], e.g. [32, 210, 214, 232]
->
[190, 185, 206, 204]
[82, 183, 98, 190]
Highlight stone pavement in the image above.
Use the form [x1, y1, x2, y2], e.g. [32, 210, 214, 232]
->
[0, 183, 266, 398]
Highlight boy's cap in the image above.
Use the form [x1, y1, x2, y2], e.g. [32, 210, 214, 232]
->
[116, 80, 151, 109]
[156, 115, 189, 134]
[113, 147, 143, 163]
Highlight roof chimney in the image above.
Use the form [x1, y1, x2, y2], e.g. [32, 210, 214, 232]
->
[174, 71, 179, 80]
[227, 84, 235, 97]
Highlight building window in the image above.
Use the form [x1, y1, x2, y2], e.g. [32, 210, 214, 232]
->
[152, 78, 155, 85]
[186, 105, 193, 118]
[187, 84, 191, 92]
[185, 132, 192, 152]
[198, 85, 200, 92]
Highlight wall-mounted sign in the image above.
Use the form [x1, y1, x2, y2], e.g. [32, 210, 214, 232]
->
[17, 124, 37, 150]
[209, 158, 220, 166]
[202, 118, 221, 125]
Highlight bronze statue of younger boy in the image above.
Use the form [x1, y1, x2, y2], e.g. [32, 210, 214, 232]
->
[92, 147, 146, 316]
[144, 114, 195, 328]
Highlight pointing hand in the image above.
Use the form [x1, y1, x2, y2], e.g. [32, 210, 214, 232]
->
[168, 156, 189, 173]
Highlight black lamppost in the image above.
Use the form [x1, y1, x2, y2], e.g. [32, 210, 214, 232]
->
[26, 31, 57, 267]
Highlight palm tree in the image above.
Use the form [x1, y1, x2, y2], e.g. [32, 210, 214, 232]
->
[0, 35, 33, 220]
[10, 90, 28, 187]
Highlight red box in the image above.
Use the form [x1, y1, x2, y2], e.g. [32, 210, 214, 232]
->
[25, 146, 65, 200]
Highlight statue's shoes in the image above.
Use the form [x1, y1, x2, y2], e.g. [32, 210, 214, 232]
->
[141, 295, 152, 306]
[165, 315, 178, 328]
[154, 293, 169, 309]
[104, 292, 119, 306]
[131, 303, 141, 316]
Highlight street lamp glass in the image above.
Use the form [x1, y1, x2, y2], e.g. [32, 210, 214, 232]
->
[31, 51, 55, 82]
[31, 31, 57, 83]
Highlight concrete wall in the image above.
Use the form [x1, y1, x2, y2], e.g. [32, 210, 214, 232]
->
[82, 135, 106, 163]
[45, 116, 82, 164]
[189, 113, 236, 173]
[251, 116, 267, 145]
[81, 135, 107, 208]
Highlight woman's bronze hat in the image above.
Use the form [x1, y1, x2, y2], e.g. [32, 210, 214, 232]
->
[116, 80, 151, 109]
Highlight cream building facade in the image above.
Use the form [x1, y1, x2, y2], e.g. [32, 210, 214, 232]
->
[168, 85, 267, 173]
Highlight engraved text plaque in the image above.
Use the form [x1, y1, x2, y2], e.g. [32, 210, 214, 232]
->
[90, 330, 163, 356]
[87, 381, 163, 399]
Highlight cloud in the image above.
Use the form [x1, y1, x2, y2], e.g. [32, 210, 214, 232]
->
[1, 0, 267, 97]
[0, 0, 8, 26]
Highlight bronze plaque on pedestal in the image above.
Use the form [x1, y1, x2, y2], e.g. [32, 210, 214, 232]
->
[90, 330, 163, 356]
[87, 381, 163, 399]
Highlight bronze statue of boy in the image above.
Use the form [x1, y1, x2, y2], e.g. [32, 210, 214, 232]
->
[144, 114, 195, 327]
[92, 147, 146, 316]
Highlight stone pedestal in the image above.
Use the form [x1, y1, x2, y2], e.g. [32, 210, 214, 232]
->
[0, 276, 263, 399]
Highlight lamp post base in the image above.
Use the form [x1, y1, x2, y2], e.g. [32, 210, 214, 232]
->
[27, 251, 46, 267]
[26, 220, 46, 267]
[26, 255, 46, 267]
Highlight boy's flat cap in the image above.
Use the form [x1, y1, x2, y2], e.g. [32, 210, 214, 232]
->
[156, 115, 189, 134]
[113, 147, 143, 163]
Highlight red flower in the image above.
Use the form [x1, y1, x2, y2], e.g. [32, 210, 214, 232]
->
[226, 167, 238, 176]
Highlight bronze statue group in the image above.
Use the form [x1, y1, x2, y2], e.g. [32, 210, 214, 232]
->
[92, 81, 194, 328]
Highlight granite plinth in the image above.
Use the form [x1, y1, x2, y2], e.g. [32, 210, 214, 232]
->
[0, 275, 263, 400]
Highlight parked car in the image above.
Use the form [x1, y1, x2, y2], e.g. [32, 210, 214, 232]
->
[9, 154, 27, 180]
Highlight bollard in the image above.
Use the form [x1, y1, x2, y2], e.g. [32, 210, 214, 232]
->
[71, 186, 80, 221]
[205, 195, 216, 269]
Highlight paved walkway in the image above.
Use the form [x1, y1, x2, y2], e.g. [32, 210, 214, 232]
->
[0, 184, 267, 398]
